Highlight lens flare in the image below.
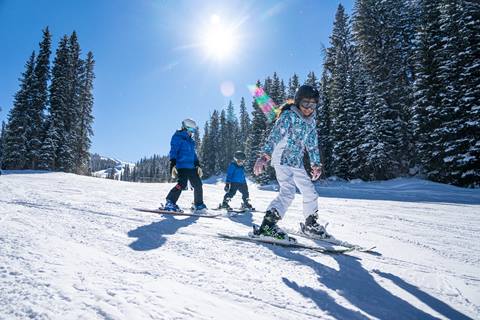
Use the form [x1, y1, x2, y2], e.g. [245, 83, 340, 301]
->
[247, 84, 280, 123]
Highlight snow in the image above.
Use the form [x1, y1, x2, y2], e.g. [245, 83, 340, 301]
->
[1, 172, 479, 319]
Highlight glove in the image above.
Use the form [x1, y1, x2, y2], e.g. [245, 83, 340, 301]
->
[171, 166, 178, 179]
[311, 164, 323, 181]
[224, 183, 230, 192]
[254, 154, 270, 176]
[196, 166, 203, 178]
[169, 159, 178, 178]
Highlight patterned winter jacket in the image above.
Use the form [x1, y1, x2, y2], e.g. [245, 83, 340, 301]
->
[262, 106, 321, 168]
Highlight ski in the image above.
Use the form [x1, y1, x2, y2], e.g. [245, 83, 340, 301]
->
[212, 207, 259, 215]
[285, 226, 377, 253]
[134, 208, 222, 218]
[217, 233, 354, 254]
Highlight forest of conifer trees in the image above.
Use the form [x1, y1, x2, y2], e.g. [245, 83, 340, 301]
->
[1, 0, 478, 188]
[0, 27, 95, 175]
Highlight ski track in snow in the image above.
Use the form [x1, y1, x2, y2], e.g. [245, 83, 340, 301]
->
[0, 172, 479, 320]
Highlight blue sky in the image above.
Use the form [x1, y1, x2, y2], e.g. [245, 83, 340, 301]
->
[0, 0, 354, 162]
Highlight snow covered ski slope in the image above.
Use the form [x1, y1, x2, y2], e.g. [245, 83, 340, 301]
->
[1, 172, 479, 319]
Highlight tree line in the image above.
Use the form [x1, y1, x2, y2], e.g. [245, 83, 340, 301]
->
[0, 27, 95, 175]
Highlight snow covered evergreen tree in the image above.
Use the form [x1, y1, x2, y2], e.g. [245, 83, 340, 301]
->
[287, 73, 300, 99]
[326, 5, 356, 178]
[218, 109, 229, 172]
[0, 121, 5, 169]
[74, 51, 95, 175]
[238, 97, 251, 152]
[2, 52, 36, 169]
[245, 91, 268, 183]
[305, 71, 319, 90]
[26, 27, 51, 169]
[353, 0, 413, 179]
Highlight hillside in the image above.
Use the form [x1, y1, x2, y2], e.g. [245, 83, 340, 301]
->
[0, 172, 479, 319]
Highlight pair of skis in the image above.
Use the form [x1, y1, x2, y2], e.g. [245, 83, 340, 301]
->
[134, 207, 376, 255]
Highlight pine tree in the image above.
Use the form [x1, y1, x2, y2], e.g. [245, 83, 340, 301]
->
[200, 120, 213, 177]
[0, 121, 5, 169]
[41, 36, 70, 170]
[225, 100, 239, 163]
[218, 109, 228, 172]
[305, 71, 319, 90]
[318, 72, 333, 176]
[209, 111, 220, 175]
[60, 31, 83, 172]
[26, 27, 51, 169]
[412, 0, 444, 181]
[327, 5, 355, 178]
[454, 0, 480, 187]
[245, 94, 268, 182]
[238, 97, 251, 152]
[2, 52, 36, 169]
[353, 0, 413, 179]
[287, 74, 300, 99]
[74, 51, 95, 175]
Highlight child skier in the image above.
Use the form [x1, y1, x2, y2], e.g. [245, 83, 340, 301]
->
[253, 85, 325, 240]
[219, 151, 254, 211]
[163, 118, 207, 212]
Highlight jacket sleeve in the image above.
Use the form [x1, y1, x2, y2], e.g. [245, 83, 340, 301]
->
[262, 112, 292, 156]
[169, 134, 181, 160]
[306, 128, 321, 166]
[226, 163, 235, 183]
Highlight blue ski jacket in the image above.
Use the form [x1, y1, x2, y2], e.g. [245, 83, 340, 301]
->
[169, 130, 199, 169]
[226, 162, 246, 183]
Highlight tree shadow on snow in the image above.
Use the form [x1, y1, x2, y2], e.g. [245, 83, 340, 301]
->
[373, 270, 473, 320]
[263, 245, 454, 320]
[127, 215, 199, 251]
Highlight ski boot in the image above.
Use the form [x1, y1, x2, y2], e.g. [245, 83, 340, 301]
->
[192, 203, 208, 213]
[301, 212, 331, 239]
[163, 200, 182, 212]
[241, 198, 255, 211]
[218, 198, 233, 211]
[254, 208, 290, 241]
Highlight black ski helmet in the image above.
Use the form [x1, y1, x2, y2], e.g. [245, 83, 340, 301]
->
[294, 85, 319, 106]
[234, 151, 246, 161]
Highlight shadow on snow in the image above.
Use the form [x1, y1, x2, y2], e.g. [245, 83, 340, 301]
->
[127, 214, 199, 251]
[259, 245, 470, 320]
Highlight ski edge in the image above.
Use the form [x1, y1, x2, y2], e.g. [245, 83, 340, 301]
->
[133, 208, 222, 218]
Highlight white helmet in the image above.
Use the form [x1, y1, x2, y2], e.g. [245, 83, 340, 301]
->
[181, 118, 197, 132]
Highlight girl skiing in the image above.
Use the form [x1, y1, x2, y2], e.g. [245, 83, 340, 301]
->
[163, 118, 207, 212]
[253, 85, 325, 240]
[219, 151, 254, 211]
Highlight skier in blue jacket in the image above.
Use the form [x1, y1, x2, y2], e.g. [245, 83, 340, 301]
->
[219, 151, 254, 211]
[163, 118, 207, 212]
[253, 85, 326, 240]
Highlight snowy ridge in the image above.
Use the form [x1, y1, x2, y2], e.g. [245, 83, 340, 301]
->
[0, 172, 479, 319]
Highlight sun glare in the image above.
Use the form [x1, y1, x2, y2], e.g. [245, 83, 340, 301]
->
[201, 15, 237, 61]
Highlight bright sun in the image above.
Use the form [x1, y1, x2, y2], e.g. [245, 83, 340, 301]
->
[201, 15, 237, 60]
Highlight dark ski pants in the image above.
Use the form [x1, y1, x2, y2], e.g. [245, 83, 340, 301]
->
[166, 168, 203, 206]
[224, 182, 249, 202]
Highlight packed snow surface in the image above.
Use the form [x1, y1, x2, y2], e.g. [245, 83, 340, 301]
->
[1, 171, 479, 319]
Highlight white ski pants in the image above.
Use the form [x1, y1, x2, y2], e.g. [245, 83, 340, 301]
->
[267, 165, 319, 219]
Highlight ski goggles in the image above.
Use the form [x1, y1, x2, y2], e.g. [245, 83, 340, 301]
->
[185, 126, 197, 133]
[300, 101, 317, 109]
